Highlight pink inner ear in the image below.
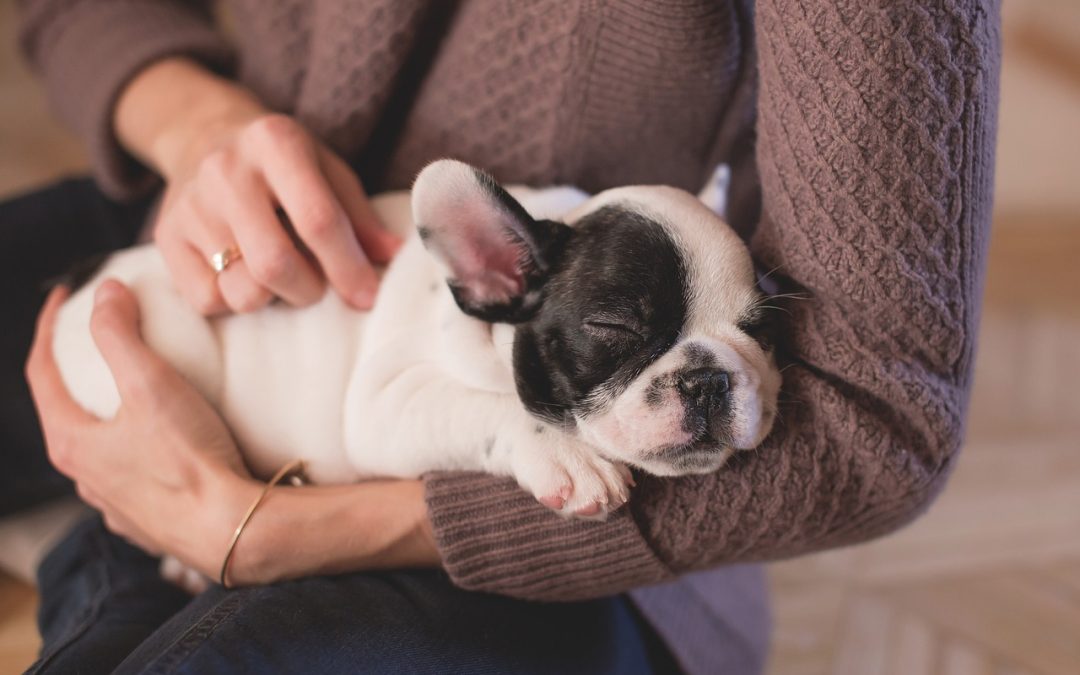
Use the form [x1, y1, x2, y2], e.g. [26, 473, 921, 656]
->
[436, 201, 527, 305]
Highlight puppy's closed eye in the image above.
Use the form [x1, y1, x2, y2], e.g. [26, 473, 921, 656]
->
[736, 308, 778, 351]
[583, 315, 645, 343]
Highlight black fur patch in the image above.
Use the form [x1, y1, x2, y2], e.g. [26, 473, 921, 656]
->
[644, 376, 668, 408]
[682, 342, 716, 369]
[513, 204, 689, 423]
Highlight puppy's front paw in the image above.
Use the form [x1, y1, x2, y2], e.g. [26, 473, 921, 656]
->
[512, 438, 633, 520]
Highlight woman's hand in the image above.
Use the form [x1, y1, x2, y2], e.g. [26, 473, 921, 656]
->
[26, 282, 254, 574]
[116, 58, 401, 315]
[26, 282, 439, 584]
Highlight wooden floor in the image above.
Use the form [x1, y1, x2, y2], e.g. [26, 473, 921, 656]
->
[766, 220, 1080, 675]
[1, 2, 1079, 674]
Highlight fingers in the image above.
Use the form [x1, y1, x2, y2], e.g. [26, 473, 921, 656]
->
[255, 120, 379, 308]
[155, 193, 228, 315]
[211, 167, 324, 307]
[185, 204, 277, 312]
[25, 287, 97, 429]
[88, 280, 183, 401]
[157, 228, 228, 315]
[216, 258, 277, 313]
[158, 114, 400, 314]
[319, 147, 401, 265]
[25, 287, 99, 475]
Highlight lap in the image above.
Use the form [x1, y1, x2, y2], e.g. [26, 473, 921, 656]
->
[33, 517, 665, 675]
[121, 572, 656, 674]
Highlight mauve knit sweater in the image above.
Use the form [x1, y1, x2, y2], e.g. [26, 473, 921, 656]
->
[19, 0, 1000, 672]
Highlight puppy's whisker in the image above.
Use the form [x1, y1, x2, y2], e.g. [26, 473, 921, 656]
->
[754, 304, 790, 315]
[766, 292, 810, 302]
[756, 263, 785, 283]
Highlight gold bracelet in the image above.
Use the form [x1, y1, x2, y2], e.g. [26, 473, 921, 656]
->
[219, 458, 306, 589]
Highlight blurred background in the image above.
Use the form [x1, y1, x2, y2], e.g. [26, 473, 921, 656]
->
[1, 2, 1078, 673]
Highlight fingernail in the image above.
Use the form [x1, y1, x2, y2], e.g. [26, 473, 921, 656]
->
[352, 287, 377, 309]
[94, 281, 119, 306]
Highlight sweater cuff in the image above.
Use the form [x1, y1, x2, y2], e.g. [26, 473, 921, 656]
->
[28, 2, 234, 200]
[424, 472, 672, 601]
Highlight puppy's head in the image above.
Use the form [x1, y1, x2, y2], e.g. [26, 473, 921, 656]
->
[413, 160, 781, 476]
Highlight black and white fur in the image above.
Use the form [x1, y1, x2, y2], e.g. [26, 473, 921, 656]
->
[53, 160, 780, 524]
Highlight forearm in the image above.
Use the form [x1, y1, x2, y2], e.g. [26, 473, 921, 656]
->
[115, 57, 267, 181]
[219, 476, 440, 587]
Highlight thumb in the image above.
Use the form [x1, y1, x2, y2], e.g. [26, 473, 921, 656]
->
[89, 280, 170, 398]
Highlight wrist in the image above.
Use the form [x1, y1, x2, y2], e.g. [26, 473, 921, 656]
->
[115, 57, 266, 181]
[226, 480, 440, 586]
[177, 465, 261, 579]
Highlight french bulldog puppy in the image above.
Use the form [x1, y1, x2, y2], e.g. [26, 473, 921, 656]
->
[52, 160, 781, 525]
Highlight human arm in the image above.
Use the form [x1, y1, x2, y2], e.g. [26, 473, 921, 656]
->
[418, 0, 1001, 600]
[26, 282, 439, 585]
[19, 2, 400, 315]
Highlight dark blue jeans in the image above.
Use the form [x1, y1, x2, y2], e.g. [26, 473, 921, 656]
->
[6, 179, 678, 674]
[29, 517, 672, 674]
[1, 178, 151, 515]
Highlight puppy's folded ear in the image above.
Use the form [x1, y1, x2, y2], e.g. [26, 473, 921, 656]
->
[411, 159, 570, 323]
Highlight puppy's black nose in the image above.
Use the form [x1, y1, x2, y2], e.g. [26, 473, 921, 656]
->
[677, 368, 730, 407]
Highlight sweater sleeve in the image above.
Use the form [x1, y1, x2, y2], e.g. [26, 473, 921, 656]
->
[423, 0, 1000, 602]
[18, 0, 234, 200]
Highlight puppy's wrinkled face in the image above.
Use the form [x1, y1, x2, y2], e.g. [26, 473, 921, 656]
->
[413, 160, 780, 476]
[516, 189, 780, 475]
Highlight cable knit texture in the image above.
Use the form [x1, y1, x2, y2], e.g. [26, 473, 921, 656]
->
[20, 0, 999, 655]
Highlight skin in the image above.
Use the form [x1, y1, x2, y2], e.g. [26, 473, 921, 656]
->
[27, 57, 441, 586]
[115, 57, 401, 314]
[27, 283, 440, 585]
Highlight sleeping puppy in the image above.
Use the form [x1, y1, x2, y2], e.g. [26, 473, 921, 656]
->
[52, 160, 781, 526]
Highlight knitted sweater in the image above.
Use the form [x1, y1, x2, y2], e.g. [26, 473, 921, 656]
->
[19, 0, 1000, 671]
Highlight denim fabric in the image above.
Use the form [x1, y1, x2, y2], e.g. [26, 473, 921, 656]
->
[30, 517, 674, 675]
[29, 517, 192, 674]
[0, 177, 151, 515]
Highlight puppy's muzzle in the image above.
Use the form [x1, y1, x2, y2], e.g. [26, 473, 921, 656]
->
[677, 367, 732, 439]
[678, 367, 730, 409]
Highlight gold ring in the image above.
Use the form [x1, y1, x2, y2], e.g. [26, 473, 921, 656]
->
[210, 246, 242, 274]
